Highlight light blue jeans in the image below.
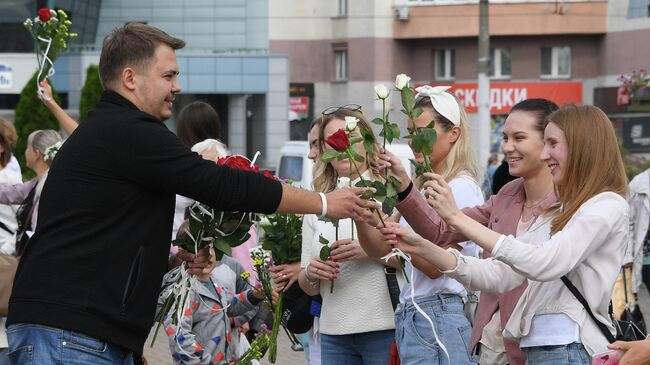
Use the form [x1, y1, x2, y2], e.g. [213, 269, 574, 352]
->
[395, 294, 476, 365]
[320, 329, 394, 365]
[7, 323, 135, 365]
[523, 342, 590, 365]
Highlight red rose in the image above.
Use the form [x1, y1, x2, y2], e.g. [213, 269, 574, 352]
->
[262, 170, 275, 180]
[38, 8, 52, 22]
[325, 129, 349, 152]
[216, 155, 259, 172]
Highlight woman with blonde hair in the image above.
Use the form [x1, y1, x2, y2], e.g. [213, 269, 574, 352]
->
[297, 106, 396, 364]
[356, 86, 484, 365]
[381, 105, 628, 365]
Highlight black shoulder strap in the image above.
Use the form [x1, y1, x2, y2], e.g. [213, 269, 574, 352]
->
[0, 221, 14, 235]
[384, 267, 400, 311]
[561, 275, 616, 343]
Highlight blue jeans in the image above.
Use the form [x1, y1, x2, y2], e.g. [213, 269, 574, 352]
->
[523, 342, 590, 365]
[7, 323, 134, 365]
[320, 329, 394, 365]
[395, 294, 476, 365]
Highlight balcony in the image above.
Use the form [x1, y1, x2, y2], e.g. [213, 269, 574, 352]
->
[393, 0, 608, 39]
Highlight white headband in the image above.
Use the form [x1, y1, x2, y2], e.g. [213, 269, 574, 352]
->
[414, 85, 461, 126]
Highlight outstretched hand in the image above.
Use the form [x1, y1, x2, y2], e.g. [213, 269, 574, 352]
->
[37, 79, 53, 103]
[378, 221, 428, 256]
[330, 239, 368, 262]
[422, 173, 461, 223]
[377, 149, 411, 193]
[325, 187, 381, 220]
[608, 339, 650, 365]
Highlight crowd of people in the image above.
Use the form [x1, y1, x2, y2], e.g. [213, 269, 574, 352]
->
[0, 22, 649, 365]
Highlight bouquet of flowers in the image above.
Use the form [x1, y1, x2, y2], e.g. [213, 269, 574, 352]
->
[24, 7, 77, 88]
[619, 69, 650, 98]
[152, 155, 268, 349]
[234, 325, 271, 365]
[260, 198, 303, 363]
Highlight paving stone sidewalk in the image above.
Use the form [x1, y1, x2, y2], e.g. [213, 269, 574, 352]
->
[143, 326, 307, 365]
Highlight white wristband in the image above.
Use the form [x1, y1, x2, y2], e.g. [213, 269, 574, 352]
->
[318, 192, 328, 218]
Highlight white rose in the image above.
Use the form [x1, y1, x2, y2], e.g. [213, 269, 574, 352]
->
[395, 73, 411, 90]
[337, 177, 351, 189]
[374, 84, 389, 99]
[344, 116, 359, 131]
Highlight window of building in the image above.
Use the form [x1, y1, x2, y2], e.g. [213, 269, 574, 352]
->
[489, 47, 511, 79]
[540, 46, 571, 79]
[627, 0, 650, 18]
[334, 49, 348, 81]
[337, 0, 348, 17]
[435, 49, 455, 80]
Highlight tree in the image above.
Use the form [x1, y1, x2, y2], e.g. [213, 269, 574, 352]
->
[14, 72, 60, 178]
[79, 64, 102, 122]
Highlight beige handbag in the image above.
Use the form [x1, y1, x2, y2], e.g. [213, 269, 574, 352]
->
[0, 254, 18, 316]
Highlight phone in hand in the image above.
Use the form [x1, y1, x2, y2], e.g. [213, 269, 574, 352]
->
[591, 349, 624, 365]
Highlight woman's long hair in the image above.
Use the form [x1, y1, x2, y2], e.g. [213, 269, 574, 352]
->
[312, 108, 382, 193]
[549, 105, 627, 235]
[413, 93, 479, 182]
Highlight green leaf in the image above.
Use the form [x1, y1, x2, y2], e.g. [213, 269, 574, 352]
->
[390, 124, 401, 142]
[412, 134, 424, 153]
[386, 180, 397, 198]
[320, 149, 339, 163]
[319, 234, 330, 245]
[412, 107, 424, 119]
[355, 179, 370, 188]
[426, 120, 436, 129]
[320, 246, 331, 261]
[400, 108, 409, 117]
[372, 180, 387, 196]
[370, 117, 384, 125]
[384, 196, 397, 214]
[401, 87, 416, 112]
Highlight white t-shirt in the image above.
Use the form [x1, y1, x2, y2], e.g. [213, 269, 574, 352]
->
[399, 174, 484, 303]
[0, 168, 22, 255]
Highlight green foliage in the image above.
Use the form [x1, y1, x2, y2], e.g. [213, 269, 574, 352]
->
[14, 72, 60, 178]
[79, 64, 102, 122]
[260, 213, 302, 265]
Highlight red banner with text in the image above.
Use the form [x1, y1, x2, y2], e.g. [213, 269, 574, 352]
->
[427, 82, 583, 114]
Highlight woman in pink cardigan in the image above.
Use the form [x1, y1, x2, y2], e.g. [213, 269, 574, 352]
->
[361, 99, 558, 365]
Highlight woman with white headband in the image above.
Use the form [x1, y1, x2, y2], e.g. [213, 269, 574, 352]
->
[0, 130, 63, 256]
[357, 85, 483, 365]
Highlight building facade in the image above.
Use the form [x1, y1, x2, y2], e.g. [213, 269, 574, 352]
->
[0, 0, 289, 168]
[270, 0, 650, 162]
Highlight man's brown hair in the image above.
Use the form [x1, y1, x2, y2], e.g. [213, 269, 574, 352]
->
[98, 23, 185, 89]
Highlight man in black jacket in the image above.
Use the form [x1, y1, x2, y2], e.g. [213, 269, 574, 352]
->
[6, 23, 370, 365]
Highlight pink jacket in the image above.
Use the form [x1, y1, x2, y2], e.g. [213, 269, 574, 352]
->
[397, 178, 557, 365]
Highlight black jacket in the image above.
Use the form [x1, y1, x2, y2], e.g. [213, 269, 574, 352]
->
[7, 91, 282, 355]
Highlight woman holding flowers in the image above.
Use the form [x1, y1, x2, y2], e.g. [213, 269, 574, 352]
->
[297, 107, 395, 365]
[380, 105, 628, 365]
[356, 84, 483, 365]
[364, 99, 559, 365]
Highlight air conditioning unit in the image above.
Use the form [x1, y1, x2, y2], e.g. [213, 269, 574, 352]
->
[394, 6, 409, 21]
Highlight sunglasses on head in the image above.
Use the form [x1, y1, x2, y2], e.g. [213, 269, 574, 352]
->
[321, 104, 363, 116]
